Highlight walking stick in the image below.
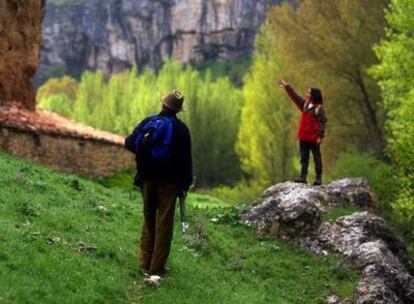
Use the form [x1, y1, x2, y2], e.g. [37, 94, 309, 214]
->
[179, 196, 189, 233]
[179, 178, 195, 234]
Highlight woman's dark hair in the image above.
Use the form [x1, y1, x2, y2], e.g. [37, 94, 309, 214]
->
[310, 88, 323, 104]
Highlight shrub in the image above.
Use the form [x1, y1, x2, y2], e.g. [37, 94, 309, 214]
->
[327, 149, 397, 204]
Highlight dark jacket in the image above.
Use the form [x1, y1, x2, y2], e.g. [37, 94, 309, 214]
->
[125, 110, 193, 191]
[284, 85, 327, 142]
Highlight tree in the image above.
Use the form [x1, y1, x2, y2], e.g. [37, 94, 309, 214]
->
[269, 0, 389, 164]
[371, 0, 414, 225]
[40, 94, 73, 117]
[72, 71, 106, 124]
[237, 22, 296, 187]
[37, 76, 78, 107]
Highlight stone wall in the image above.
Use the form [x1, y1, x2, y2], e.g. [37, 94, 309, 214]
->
[0, 126, 134, 177]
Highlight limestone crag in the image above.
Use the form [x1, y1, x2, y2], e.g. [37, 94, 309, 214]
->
[37, 0, 281, 82]
[304, 213, 414, 303]
[0, 0, 46, 110]
[242, 178, 414, 303]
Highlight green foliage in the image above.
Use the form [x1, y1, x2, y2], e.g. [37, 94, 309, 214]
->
[37, 61, 243, 187]
[236, 21, 296, 188]
[371, 0, 414, 231]
[327, 149, 397, 203]
[208, 180, 263, 205]
[185, 193, 226, 209]
[268, 0, 388, 166]
[40, 94, 73, 117]
[0, 153, 360, 303]
[95, 170, 136, 189]
[208, 204, 249, 225]
[322, 205, 361, 222]
[37, 76, 78, 103]
[196, 57, 251, 87]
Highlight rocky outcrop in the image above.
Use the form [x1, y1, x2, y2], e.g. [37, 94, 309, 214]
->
[242, 178, 414, 303]
[36, 0, 281, 83]
[0, 0, 46, 110]
[243, 178, 377, 237]
[243, 182, 329, 237]
[305, 213, 414, 303]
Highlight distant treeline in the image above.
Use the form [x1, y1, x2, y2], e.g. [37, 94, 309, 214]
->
[38, 62, 243, 188]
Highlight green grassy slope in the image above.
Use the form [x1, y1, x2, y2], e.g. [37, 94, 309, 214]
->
[0, 153, 359, 303]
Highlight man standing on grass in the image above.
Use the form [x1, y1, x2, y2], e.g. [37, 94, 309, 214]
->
[278, 79, 327, 186]
[125, 90, 193, 276]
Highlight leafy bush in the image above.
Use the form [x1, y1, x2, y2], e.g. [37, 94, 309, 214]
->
[208, 181, 263, 206]
[370, 0, 414, 246]
[40, 94, 73, 117]
[208, 204, 249, 225]
[327, 149, 397, 204]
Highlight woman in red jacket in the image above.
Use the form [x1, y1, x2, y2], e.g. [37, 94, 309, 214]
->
[278, 79, 327, 185]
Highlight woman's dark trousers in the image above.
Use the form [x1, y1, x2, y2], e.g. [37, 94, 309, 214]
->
[299, 140, 322, 180]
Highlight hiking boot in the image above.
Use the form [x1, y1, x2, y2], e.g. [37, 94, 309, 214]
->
[294, 176, 307, 184]
[313, 178, 322, 186]
[144, 275, 162, 287]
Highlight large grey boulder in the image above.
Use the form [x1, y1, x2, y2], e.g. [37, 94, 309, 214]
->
[304, 213, 414, 303]
[350, 241, 414, 303]
[326, 178, 378, 210]
[242, 178, 414, 304]
[242, 178, 377, 237]
[242, 182, 329, 237]
[305, 212, 411, 263]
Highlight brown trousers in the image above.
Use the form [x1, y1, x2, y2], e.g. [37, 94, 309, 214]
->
[140, 179, 178, 274]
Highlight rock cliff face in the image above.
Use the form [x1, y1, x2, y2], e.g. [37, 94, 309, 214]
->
[0, 0, 46, 110]
[37, 0, 281, 82]
[243, 178, 414, 303]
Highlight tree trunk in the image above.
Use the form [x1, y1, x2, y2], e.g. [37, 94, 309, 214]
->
[0, 0, 46, 110]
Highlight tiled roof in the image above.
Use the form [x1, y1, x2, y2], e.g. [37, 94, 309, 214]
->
[0, 103, 125, 145]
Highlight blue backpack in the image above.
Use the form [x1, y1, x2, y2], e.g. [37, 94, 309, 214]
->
[134, 115, 175, 163]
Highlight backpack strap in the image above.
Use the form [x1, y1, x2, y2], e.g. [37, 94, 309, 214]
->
[134, 115, 157, 154]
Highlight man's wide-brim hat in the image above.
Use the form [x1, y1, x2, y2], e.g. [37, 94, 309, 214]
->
[162, 90, 185, 112]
